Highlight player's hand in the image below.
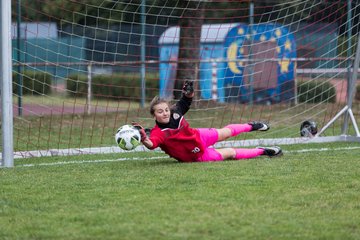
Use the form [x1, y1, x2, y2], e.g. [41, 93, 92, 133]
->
[131, 122, 147, 142]
[182, 80, 194, 97]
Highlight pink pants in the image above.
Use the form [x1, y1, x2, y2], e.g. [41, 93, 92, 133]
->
[195, 124, 264, 162]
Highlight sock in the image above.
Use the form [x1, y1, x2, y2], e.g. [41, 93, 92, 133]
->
[226, 124, 252, 136]
[234, 148, 264, 159]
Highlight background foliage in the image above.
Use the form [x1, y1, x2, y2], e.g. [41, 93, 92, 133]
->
[12, 0, 359, 34]
[12, 71, 52, 95]
[297, 80, 337, 103]
[66, 73, 159, 101]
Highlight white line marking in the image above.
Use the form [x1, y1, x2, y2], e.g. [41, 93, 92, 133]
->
[15, 146, 360, 168]
[18, 156, 169, 167]
[287, 146, 360, 153]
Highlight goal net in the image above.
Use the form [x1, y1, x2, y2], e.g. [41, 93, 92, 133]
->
[4, 0, 360, 160]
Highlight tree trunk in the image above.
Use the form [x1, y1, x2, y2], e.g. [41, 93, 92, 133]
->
[174, 0, 204, 100]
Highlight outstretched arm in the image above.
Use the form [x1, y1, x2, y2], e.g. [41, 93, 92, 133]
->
[141, 136, 153, 149]
[174, 80, 194, 115]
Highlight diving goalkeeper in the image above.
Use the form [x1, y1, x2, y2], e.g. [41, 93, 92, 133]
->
[133, 81, 283, 163]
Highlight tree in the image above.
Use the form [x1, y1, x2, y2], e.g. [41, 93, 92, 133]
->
[12, 0, 353, 28]
[12, 0, 132, 26]
[173, 0, 205, 99]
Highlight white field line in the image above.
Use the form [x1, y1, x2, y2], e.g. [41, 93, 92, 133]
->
[18, 156, 169, 167]
[16, 146, 360, 168]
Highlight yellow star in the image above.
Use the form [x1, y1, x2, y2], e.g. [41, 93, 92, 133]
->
[285, 39, 292, 50]
[276, 46, 281, 53]
[278, 59, 290, 73]
[239, 47, 244, 54]
[238, 28, 245, 35]
[275, 29, 282, 37]
[260, 34, 266, 42]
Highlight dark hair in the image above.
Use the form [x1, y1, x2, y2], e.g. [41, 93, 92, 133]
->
[149, 96, 169, 116]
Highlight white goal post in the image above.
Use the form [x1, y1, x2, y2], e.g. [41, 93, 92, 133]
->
[0, 0, 14, 168]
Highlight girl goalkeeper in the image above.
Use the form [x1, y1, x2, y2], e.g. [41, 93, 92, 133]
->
[133, 81, 283, 163]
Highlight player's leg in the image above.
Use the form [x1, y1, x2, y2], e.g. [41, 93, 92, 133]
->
[196, 148, 257, 162]
[196, 128, 281, 161]
[196, 147, 224, 162]
[197, 127, 220, 147]
[217, 121, 270, 141]
[196, 128, 231, 162]
[217, 146, 282, 160]
[215, 148, 263, 159]
[196, 146, 283, 162]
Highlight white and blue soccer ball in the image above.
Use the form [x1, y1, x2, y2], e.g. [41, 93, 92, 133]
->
[115, 124, 141, 151]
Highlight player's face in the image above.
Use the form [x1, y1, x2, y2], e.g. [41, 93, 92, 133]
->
[153, 102, 170, 124]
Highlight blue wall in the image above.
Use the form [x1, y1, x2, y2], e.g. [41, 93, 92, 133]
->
[159, 43, 225, 101]
[159, 23, 297, 103]
[224, 23, 296, 103]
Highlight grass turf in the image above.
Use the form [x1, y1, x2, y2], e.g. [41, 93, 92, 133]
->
[1, 142, 360, 239]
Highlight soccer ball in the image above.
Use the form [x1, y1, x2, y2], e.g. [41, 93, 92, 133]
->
[115, 124, 141, 150]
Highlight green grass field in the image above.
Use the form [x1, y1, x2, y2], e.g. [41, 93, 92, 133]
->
[1, 142, 360, 239]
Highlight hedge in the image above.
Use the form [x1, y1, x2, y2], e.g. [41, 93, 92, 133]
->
[12, 71, 52, 95]
[66, 73, 159, 100]
[297, 80, 336, 103]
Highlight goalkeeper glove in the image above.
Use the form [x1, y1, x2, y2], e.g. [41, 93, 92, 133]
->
[182, 80, 194, 96]
[131, 122, 147, 142]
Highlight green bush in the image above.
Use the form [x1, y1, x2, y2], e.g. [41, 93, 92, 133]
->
[337, 36, 357, 58]
[66, 73, 159, 101]
[297, 80, 336, 103]
[13, 71, 52, 95]
[66, 74, 88, 97]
